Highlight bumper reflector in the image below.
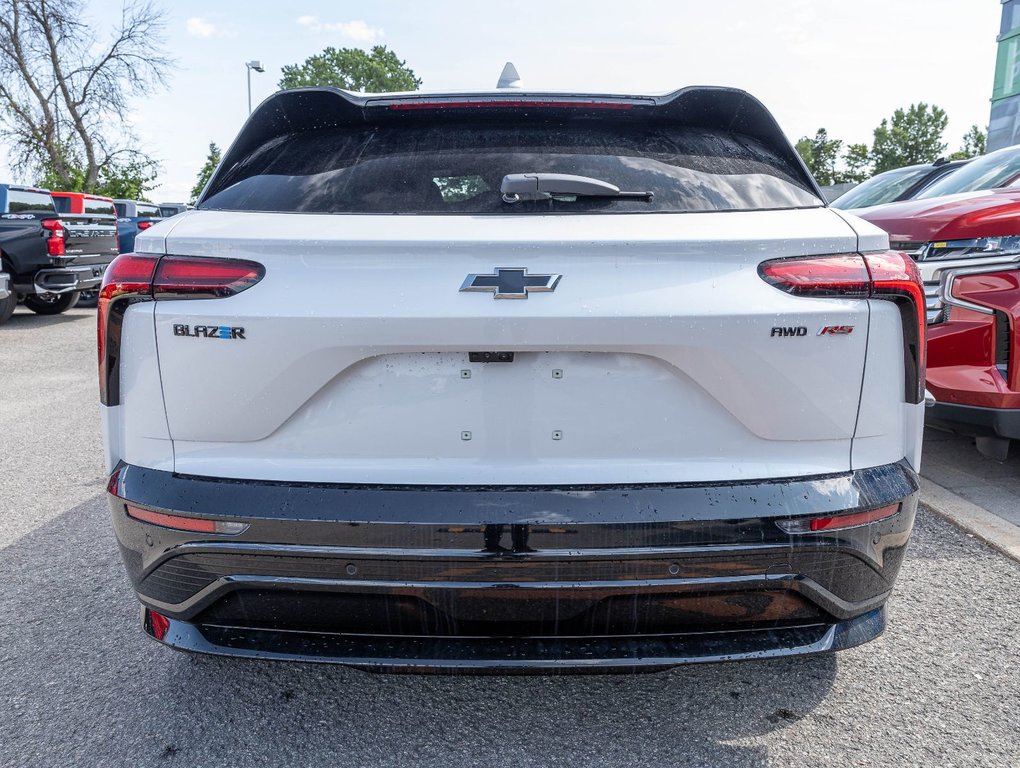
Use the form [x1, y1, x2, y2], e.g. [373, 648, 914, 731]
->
[146, 609, 171, 641]
[125, 504, 248, 535]
[777, 503, 900, 534]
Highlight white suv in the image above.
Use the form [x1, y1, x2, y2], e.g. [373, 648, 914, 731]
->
[100, 85, 925, 671]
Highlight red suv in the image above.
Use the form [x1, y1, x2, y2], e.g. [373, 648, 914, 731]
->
[857, 187, 1020, 459]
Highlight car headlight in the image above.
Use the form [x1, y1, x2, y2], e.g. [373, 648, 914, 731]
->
[924, 236, 1020, 260]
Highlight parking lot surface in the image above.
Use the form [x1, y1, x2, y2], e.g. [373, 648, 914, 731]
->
[2, 306, 1019, 767]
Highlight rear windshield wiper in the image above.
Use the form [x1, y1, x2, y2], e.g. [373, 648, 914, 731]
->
[500, 173, 653, 203]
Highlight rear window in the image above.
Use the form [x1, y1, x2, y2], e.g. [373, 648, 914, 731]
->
[115, 203, 127, 217]
[201, 123, 820, 214]
[6, 189, 55, 213]
[84, 199, 116, 216]
[51, 195, 71, 213]
[136, 204, 162, 218]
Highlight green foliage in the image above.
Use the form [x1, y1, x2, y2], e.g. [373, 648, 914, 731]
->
[36, 156, 159, 200]
[191, 142, 222, 202]
[870, 103, 948, 173]
[841, 143, 873, 184]
[795, 129, 843, 186]
[279, 45, 421, 92]
[948, 125, 987, 160]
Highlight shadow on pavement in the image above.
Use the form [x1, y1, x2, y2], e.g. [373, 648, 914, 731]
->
[1, 307, 93, 330]
[1, 497, 838, 768]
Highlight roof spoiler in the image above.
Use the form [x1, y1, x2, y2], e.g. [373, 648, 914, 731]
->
[199, 86, 821, 204]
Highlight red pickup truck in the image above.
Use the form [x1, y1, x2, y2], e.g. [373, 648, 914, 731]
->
[857, 188, 1020, 459]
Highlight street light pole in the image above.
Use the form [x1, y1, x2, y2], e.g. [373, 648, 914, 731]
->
[245, 60, 265, 115]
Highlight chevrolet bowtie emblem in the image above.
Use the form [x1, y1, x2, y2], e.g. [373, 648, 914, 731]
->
[459, 267, 561, 299]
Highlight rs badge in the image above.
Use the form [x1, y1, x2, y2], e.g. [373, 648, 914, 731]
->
[818, 325, 855, 336]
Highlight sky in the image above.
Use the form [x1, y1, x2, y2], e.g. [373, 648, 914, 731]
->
[0, 0, 1003, 202]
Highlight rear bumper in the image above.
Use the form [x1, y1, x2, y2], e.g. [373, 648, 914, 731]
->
[108, 461, 919, 672]
[14, 263, 108, 295]
[926, 401, 1020, 441]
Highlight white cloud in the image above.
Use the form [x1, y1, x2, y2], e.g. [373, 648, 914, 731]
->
[296, 16, 382, 44]
[186, 17, 216, 38]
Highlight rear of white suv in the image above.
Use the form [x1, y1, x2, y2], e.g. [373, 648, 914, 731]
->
[101, 86, 924, 671]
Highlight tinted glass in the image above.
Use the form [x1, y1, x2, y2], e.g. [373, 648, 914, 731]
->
[831, 166, 932, 210]
[917, 148, 1020, 198]
[202, 123, 820, 214]
[51, 195, 71, 213]
[6, 189, 55, 213]
[115, 203, 127, 217]
[136, 204, 162, 218]
[85, 199, 116, 215]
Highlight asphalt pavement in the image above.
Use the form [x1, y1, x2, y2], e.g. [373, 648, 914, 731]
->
[2, 304, 1019, 767]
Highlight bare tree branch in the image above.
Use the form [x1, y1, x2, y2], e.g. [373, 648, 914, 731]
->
[0, 0, 172, 191]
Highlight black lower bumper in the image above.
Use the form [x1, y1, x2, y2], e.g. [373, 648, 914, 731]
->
[108, 461, 919, 672]
[926, 402, 1020, 441]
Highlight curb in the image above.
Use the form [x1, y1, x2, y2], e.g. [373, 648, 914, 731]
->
[919, 477, 1020, 564]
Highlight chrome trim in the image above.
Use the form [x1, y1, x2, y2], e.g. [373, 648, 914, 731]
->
[0, 271, 10, 301]
[924, 389, 936, 408]
[939, 260, 1020, 317]
[460, 266, 562, 299]
[31, 264, 106, 295]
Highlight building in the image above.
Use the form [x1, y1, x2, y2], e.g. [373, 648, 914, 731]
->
[989, 0, 1020, 150]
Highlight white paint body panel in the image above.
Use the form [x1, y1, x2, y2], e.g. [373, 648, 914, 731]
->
[106, 206, 921, 484]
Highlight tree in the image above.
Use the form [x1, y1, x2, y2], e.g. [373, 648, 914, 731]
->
[841, 143, 872, 184]
[795, 129, 843, 186]
[191, 142, 221, 202]
[949, 125, 987, 160]
[279, 45, 421, 92]
[870, 103, 948, 173]
[0, 0, 170, 192]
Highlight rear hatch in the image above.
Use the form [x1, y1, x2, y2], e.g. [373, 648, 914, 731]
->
[145, 88, 870, 485]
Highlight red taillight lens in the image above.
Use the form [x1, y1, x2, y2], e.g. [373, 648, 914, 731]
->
[777, 503, 900, 534]
[759, 251, 926, 403]
[146, 609, 171, 641]
[41, 218, 65, 256]
[98, 254, 159, 405]
[137, 220, 154, 231]
[125, 504, 248, 534]
[759, 254, 871, 297]
[153, 256, 264, 299]
[865, 250, 927, 386]
[98, 254, 265, 406]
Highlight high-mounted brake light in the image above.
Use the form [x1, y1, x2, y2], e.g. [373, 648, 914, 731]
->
[41, 218, 65, 257]
[386, 99, 636, 111]
[759, 251, 926, 404]
[776, 503, 900, 534]
[98, 253, 265, 406]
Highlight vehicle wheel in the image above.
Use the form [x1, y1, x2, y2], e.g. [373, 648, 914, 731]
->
[23, 291, 80, 315]
[76, 289, 98, 308]
[0, 292, 16, 324]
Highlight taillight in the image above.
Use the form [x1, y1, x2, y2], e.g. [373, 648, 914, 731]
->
[776, 502, 900, 534]
[98, 253, 264, 406]
[137, 220, 154, 231]
[154, 256, 264, 299]
[41, 218, 65, 257]
[98, 254, 159, 406]
[759, 251, 926, 404]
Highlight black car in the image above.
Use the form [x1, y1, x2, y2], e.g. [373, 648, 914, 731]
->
[831, 159, 969, 210]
